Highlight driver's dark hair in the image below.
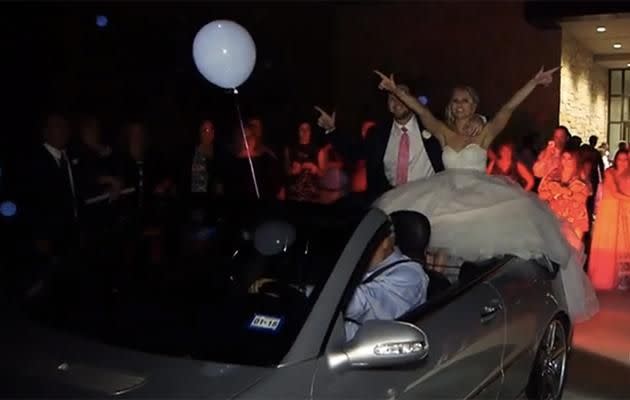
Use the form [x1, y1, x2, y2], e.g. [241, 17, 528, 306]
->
[390, 211, 431, 260]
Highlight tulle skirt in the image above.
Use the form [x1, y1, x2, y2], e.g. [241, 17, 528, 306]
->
[375, 169, 599, 322]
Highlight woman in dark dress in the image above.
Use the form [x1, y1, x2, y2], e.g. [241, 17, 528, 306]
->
[284, 122, 321, 202]
[188, 120, 223, 221]
[190, 120, 222, 196]
[222, 125, 284, 204]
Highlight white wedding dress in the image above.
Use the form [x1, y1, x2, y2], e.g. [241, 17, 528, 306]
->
[375, 143, 599, 322]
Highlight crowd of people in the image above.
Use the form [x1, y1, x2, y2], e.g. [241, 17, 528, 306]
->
[1, 67, 628, 305]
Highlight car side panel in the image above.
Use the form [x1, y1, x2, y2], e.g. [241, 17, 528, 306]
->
[488, 259, 561, 399]
[312, 282, 506, 400]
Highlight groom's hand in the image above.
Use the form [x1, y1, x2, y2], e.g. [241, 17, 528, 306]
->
[463, 114, 485, 137]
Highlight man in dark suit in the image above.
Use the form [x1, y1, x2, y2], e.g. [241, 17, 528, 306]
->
[19, 113, 82, 298]
[24, 113, 81, 259]
[315, 83, 445, 201]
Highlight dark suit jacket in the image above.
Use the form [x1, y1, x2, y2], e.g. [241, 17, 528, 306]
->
[23, 145, 81, 244]
[326, 118, 444, 200]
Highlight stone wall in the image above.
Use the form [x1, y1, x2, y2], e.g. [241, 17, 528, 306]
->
[559, 31, 609, 142]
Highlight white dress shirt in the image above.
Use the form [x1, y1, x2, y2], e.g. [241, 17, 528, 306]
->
[43, 143, 77, 216]
[383, 116, 435, 186]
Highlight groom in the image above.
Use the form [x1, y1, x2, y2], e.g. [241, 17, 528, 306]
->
[316, 84, 447, 201]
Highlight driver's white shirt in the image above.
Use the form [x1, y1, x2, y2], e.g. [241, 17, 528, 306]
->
[344, 247, 428, 340]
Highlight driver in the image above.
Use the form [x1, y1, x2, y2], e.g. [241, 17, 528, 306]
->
[247, 218, 430, 341]
[344, 224, 429, 340]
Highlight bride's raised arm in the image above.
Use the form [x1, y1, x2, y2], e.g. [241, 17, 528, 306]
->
[375, 70, 455, 146]
[482, 66, 560, 147]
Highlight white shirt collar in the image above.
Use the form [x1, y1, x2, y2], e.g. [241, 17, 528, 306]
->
[43, 142, 66, 161]
[393, 116, 418, 136]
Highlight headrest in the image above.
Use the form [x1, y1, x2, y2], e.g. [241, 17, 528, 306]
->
[390, 210, 431, 260]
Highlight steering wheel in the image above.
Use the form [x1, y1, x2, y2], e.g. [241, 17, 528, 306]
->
[257, 280, 307, 301]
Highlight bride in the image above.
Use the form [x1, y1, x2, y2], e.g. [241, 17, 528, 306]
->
[374, 68, 598, 322]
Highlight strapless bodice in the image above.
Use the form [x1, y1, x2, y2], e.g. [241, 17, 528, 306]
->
[442, 144, 487, 172]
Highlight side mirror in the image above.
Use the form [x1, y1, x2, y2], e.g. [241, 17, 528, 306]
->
[327, 320, 429, 371]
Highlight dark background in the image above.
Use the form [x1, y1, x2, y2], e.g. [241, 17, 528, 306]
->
[1, 2, 336, 161]
[3, 0, 628, 168]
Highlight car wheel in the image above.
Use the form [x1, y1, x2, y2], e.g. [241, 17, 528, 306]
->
[525, 318, 569, 400]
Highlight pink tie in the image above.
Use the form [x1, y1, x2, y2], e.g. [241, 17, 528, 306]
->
[396, 127, 410, 185]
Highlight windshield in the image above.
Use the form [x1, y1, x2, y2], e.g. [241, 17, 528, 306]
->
[11, 202, 365, 367]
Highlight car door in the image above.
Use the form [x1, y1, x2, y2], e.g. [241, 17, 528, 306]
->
[312, 279, 506, 400]
[487, 257, 559, 399]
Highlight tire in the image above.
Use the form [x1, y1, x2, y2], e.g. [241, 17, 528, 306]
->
[525, 317, 569, 400]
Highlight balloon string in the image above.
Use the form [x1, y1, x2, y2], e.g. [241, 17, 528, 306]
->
[234, 91, 261, 199]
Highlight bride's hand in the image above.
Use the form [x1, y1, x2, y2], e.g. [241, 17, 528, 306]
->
[532, 66, 560, 87]
[374, 70, 397, 93]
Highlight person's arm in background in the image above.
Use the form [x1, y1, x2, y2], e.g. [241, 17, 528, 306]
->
[533, 143, 556, 178]
[486, 148, 497, 174]
[315, 106, 366, 162]
[267, 152, 286, 200]
[569, 179, 591, 205]
[318, 146, 329, 177]
[596, 150, 605, 180]
[516, 161, 535, 191]
[538, 176, 562, 201]
[285, 147, 302, 176]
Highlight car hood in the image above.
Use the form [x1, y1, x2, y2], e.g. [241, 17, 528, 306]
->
[0, 312, 274, 398]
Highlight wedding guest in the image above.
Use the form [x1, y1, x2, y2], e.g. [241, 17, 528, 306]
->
[486, 141, 534, 191]
[349, 120, 375, 194]
[588, 150, 630, 290]
[223, 125, 284, 203]
[190, 120, 222, 198]
[25, 113, 81, 256]
[75, 115, 121, 199]
[538, 149, 591, 248]
[284, 121, 320, 202]
[533, 126, 570, 179]
[318, 142, 348, 204]
[599, 142, 611, 170]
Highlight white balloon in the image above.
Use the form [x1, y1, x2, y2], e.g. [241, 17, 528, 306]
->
[193, 20, 256, 89]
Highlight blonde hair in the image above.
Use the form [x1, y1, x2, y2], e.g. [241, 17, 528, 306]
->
[445, 86, 480, 128]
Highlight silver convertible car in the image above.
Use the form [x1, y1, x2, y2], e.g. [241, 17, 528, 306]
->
[0, 202, 571, 399]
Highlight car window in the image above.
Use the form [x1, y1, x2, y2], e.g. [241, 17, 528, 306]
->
[17, 206, 366, 367]
[339, 222, 393, 310]
[340, 222, 434, 339]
